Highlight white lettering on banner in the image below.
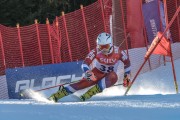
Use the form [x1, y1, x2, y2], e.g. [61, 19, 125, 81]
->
[30, 79, 35, 88]
[42, 77, 56, 89]
[71, 74, 84, 82]
[56, 75, 71, 85]
[15, 80, 30, 93]
[150, 19, 158, 38]
[15, 74, 84, 93]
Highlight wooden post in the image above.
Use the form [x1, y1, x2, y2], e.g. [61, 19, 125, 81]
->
[99, 0, 107, 32]
[175, 0, 180, 41]
[80, 5, 91, 53]
[0, 31, 6, 68]
[62, 11, 72, 62]
[16, 23, 24, 66]
[119, 0, 130, 56]
[46, 18, 54, 64]
[55, 16, 61, 63]
[35, 19, 43, 65]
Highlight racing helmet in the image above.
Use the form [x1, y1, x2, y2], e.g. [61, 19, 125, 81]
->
[96, 32, 113, 55]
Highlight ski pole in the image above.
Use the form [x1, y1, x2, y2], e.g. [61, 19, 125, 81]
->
[113, 83, 123, 86]
[19, 80, 81, 97]
[34, 80, 81, 92]
[19, 74, 124, 97]
[35, 81, 123, 92]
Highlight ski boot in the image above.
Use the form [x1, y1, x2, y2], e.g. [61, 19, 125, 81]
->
[80, 84, 102, 101]
[48, 86, 69, 102]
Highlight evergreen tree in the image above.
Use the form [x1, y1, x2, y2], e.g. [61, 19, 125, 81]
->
[0, 0, 97, 26]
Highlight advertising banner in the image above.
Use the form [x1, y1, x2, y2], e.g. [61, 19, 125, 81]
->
[142, 0, 161, 43]
[6, 61, 84, 99]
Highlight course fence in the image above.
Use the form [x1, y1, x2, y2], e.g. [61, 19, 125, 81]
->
[0, 0, 179, 76]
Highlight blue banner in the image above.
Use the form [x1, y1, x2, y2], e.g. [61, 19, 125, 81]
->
[6, 61, 84, 99]
[142, 0, 161, 43]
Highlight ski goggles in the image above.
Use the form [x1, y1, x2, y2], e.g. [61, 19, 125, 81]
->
[98, 44, 110, 51]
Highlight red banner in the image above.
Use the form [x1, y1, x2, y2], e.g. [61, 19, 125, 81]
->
[145, 32, 171, 58]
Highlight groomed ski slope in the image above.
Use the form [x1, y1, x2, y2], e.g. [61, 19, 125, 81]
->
[0, 58, 180, 120]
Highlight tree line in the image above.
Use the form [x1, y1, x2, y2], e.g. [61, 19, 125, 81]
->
[0, 0, 97, 27]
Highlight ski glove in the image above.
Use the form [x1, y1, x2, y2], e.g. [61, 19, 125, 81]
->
[84, 70, 97, 81]
[123, 73, 131, 87]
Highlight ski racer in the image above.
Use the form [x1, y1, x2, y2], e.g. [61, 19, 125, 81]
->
[48, 32, 131, 102]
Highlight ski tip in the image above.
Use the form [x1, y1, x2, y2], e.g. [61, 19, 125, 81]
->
[19, 92, 24, 97]
[19, 90, 27, 97]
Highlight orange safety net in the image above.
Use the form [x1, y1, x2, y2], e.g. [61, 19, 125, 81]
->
[0, 0, 179, 76]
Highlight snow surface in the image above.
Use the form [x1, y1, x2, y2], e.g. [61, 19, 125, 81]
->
[1, 58, 180, 120]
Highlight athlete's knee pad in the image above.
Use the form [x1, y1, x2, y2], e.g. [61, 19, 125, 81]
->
[106, 71, 118, 85]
